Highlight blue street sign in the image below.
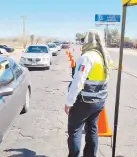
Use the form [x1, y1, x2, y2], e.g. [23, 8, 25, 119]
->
[95, 14, 121, 23]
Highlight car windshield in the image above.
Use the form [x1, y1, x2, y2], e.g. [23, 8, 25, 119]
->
[26, 46, 48, 53]
[55, 43, 60, 46]
[62, 42, 69, 44]
[48, 44, 56, 48]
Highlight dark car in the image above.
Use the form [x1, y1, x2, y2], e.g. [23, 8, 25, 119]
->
[0, 45, 14, 53]
[124, 42, 134, 48]
[61, 42, 70, 49]
[0, 56, 31, 143]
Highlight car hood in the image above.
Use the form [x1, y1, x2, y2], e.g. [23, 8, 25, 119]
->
[49, 48, 57, 52]
[22, 53, 50, 58]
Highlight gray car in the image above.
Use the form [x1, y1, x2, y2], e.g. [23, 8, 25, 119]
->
[0, 56, 31, 143]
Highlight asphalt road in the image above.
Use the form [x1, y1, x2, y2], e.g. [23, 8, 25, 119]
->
[0, 46, 137, 157]
[108, 48, 137, 77]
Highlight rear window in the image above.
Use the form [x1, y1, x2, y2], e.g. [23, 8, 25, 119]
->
[54, 42, 60, 45]
[62, 42, 69, 44]
[48, 44, 56, 48]
[26, 46, 48, 53]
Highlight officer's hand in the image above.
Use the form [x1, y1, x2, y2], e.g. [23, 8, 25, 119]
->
[64, 105, 71, 115]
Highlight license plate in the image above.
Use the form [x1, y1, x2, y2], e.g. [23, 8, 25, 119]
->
[32, 60, 37, 65]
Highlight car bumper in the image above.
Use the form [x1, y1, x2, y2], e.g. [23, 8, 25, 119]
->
[62, 46, 70, 49]
[20, 61, 50, 68]
[23, 64, 49, 68]
[52, 52, 57, 55]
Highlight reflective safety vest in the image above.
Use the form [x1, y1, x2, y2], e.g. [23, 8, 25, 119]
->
[80, 50, 108, 103]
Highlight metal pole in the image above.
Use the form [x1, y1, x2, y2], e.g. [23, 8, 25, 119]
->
[112, 6, 127, 157]
[21, 16, 27, 49]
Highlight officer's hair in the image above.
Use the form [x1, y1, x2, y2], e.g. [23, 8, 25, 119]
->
[81, 30, 110, 77]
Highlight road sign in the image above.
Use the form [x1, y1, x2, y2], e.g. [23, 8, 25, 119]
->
[123, 0, 137, 6]
[95, 14, 121, 24]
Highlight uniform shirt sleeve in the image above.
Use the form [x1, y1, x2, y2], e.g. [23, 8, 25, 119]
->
[66, 54, 94, 107]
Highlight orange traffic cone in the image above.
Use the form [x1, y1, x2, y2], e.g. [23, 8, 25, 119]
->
[66, 50, 69, 54]
[69, 55, 74, 61]
[71, 59, 75, 68]
[68, 52, 73, 59]
[98, 108, 113, 137]
[68, 52, 72, 57]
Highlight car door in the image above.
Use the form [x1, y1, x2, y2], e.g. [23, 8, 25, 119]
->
[0, 64, 18, 141]
[10, 62, 28, 109]
[0, 61, 28, 142]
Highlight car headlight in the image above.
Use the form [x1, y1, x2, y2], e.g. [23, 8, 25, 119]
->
[21, 57, 26, 61]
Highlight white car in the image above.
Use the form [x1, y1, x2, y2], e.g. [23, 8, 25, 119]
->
[48, 43, 58, 56]
[0, 48, 8, 55]
[53, 42, 61, 51]
[20, 45, 52, 70]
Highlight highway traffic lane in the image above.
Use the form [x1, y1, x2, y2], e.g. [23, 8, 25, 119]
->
[108, 48, 137, 77]
[0, 49, 70, 157]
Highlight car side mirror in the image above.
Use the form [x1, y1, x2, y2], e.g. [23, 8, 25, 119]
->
[0, 88, 14, 96]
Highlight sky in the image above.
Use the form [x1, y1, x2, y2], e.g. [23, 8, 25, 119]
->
[0, 0, 137, 40]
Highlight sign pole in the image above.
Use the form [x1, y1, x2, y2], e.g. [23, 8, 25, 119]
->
[112, 6, 127, 157]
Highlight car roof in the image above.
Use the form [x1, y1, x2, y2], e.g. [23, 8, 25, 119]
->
[28, 44, 48, 47]
[48, 43, 56, 45]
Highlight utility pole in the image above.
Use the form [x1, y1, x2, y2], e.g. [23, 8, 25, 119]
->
[21, 16, 27, 49]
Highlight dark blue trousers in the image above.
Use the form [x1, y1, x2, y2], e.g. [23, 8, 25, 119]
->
[68, 99, 105, 157]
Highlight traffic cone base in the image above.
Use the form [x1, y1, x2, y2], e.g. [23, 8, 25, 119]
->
[98, 128, 113, 137]
[98, 108, 113, 137]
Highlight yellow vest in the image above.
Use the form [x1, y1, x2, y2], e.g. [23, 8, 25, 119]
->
[81, 50, 108, 103]
[87, 50, 106, 81]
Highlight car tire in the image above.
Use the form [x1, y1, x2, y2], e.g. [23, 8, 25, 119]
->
[47, 66, 50, 70]
[43, 66, 50, 70]
[21, 88, 30, 114]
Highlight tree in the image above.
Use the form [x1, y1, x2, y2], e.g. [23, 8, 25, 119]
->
[111, 29, 120, 43]
[132, 38, 137, 48]
[124, 37, 131, 42]
[76, 33, 85, 41]
[106, 28, 120, 47]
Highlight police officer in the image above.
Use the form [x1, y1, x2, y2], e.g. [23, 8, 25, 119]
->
[65, 29, 112, 157]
